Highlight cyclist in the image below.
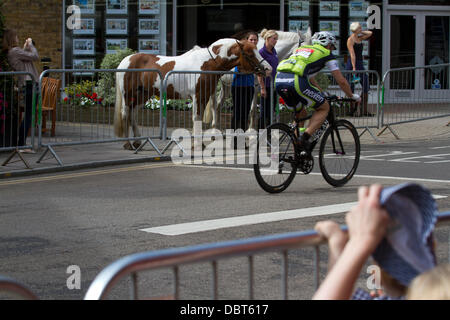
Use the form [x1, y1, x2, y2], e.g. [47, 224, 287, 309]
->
[275, 31, 361, 152]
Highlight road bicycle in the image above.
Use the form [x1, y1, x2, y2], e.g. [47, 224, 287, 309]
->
[253, 95, 361, 193]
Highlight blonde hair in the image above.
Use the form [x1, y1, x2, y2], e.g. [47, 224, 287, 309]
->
[260, 29, 278, 40]
[406, 264, 450, 300]
[350, 22, 361, 33]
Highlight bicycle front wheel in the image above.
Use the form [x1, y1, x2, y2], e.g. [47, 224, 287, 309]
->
[253, 123, 298, 193]
[319, 120, 360, 187]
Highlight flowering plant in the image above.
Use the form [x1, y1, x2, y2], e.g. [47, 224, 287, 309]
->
[144, 96, 193, 111]
[63, 80, 103, 107]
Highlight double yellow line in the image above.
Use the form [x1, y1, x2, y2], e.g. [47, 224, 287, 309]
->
[0, 163, 177, 186]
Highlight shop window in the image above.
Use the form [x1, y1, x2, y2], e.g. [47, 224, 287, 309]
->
[66, 1, 168, 70]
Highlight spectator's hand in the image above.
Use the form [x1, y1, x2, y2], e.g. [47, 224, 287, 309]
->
[315, 220, 344, 242]
[24, 38, 33, 49]
[315, 220, 349, 269]
[346, 184, 390, 253]
[265, 69, 271, 77]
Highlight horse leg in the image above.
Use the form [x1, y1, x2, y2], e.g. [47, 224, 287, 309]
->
[131, 107, 142, 149]
[245, 90, 260, 150]
[191, 97, 205, 152]
[123, 111, 133, 150]
[122, 107, 141, 150]
[248, 91, 258, 131]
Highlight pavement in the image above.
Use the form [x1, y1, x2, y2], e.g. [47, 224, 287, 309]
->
[1, 116, 449, 179]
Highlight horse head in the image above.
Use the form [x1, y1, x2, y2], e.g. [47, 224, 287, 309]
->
[233, 39, 270, 76]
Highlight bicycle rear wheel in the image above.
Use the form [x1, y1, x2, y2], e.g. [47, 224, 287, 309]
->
[319, 120, 360, 187]
[253, 123, 298, 193]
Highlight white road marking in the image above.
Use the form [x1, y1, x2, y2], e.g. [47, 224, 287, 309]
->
[425, 160, 450, 164]
[181, 164, 450, 184]
[140, 202, 359, 235]
[390, 153, 450, 163]
[349, 174, 450, 184]
[430, 146, 450, 150]
[359, 151, 418, 160]
[141, 195, 447, 236]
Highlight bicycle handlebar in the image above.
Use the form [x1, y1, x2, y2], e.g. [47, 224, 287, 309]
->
[325, 95, 356, 103]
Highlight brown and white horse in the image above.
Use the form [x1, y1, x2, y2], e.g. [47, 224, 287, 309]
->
[114, 38, 271, 149]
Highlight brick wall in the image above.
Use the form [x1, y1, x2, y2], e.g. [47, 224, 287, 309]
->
[2, 0, 62, 72]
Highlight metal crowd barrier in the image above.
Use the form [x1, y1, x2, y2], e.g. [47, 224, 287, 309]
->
[84, 211, 450, 300]
[322, 69, 381, 141]
[381, 63, 450, 138]
[160, 70, 272, 156]
[36, 68, 164, 165]
[0, 71, 36, 168]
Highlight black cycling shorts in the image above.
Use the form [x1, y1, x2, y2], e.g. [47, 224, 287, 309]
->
[275, 72, 326, 112]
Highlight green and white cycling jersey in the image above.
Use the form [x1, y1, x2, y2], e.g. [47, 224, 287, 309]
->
[277, 44, 339, 78]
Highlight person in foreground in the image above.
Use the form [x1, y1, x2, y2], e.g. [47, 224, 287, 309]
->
[313, 183, 439, 300]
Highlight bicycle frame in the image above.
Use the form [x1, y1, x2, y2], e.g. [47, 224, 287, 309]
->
[290, 96, 355, 153]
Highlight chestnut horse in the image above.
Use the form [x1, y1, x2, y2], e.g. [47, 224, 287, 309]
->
[114, 38, 271, 149]
[203, 28, 313, 131]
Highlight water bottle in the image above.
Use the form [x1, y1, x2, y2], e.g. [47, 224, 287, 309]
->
[310, 120, 329, 143]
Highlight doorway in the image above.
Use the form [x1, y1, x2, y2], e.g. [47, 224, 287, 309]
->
[385, 10, 450, 101]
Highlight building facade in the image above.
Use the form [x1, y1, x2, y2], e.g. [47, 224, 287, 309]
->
[2, 0, 449, 99]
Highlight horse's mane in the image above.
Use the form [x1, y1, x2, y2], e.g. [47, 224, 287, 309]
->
[183, 45, 202, 54]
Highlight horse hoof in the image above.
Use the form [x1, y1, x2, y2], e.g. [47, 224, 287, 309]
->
[123, 142, 133, 150]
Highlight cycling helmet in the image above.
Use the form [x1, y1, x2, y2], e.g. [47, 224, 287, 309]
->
[311, 31, 337, 49]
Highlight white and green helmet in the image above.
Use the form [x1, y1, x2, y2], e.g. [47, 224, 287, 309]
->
[311, 31, 337, 48]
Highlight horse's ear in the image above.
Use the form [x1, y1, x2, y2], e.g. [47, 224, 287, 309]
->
[212, 44, 222, 55]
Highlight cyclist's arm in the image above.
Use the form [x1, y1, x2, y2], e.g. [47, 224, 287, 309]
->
[325, 59, 357, 99]
[331, 69, 354, 98]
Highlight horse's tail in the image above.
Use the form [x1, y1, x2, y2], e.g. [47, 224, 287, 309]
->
[203, 97, 213, 124]
[114, 71, 127, 137]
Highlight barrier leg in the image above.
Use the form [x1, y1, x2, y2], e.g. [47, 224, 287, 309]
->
[36, 145, 63, 166]
[377, 125, 400, 140]
[2, 148, 32, 169]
